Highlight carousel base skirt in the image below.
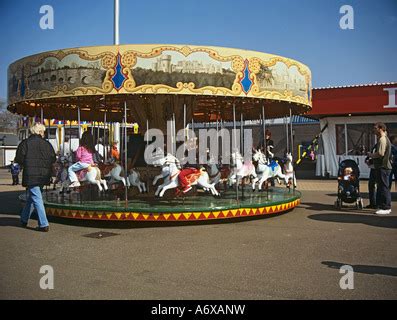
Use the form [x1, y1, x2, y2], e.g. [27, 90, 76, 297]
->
[19, 187, 301, 222]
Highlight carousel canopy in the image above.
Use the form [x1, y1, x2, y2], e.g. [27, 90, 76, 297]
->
[7, 44, 312, 131]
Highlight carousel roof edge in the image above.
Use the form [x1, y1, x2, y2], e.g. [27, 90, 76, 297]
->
[8, 43, 311, 70]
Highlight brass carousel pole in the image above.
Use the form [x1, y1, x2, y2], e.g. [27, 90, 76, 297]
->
[104, 111, 107, 163]
[240, 111, 244, 200]
[290, 108, 295, 194]
[262, 104, 268, 199]
[124, 101, 128, 206]
[146, 118, 149, 193]
[285, 116, 289, 154]
[77, 107, 81, 139]
[233, 102, 238, 203]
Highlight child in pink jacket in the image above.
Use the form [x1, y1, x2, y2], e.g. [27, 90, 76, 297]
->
[68, 131, 95, 188]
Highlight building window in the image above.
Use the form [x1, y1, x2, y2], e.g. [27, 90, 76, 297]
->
[346, 123, 376, 155]
[45, 128, 57, 140]
[335, 123, 395, 156]
[64, 128, 79, 139]
[336, 124, 346, 155]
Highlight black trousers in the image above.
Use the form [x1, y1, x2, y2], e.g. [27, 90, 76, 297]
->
[12, 174, 19, 185]
[368, 169, 377, 207]
[389, 165, 397, 189]
[375, 168, 391, 210]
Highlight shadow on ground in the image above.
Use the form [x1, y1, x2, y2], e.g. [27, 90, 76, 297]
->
[0, 190, 24, 215]
[308, 213, 397, 229]
[302, 202, 370, 214]
[322, 261, 397, 277]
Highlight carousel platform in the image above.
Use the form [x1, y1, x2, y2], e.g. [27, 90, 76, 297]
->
[19, 187, 301, 222]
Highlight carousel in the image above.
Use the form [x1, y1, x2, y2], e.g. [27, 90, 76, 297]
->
[8, 43, 311, 222]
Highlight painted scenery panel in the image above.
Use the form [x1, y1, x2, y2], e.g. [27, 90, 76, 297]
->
[8, 53, 106, 100]
[256, 61, 307, 98]
[132, 51, 236, 90]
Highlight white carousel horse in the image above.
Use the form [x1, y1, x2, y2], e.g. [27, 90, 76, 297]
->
[154, 153, 219, 197]
[99, 161, 146, 193]
[65, 165, 108, 192]
[252, 149, 285, 191]
[100, 162, 130, 187]
[228, 151, 259, 190]
[128, 169, 147, 193]
[283, 153, 297, 188]
[206, 155, 231, 189]
[152, 148, 179, 188]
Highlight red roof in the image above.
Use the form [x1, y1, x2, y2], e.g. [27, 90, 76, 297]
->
[309, 82, 397, 117]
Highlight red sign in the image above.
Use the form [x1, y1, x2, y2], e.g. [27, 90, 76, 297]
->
[309, 83, 397, 117]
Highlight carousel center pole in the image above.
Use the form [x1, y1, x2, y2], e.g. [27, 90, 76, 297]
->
[113, 0, 121, 151]
[114, 0, 119, 45]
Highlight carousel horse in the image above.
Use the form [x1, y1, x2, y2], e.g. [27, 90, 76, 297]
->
[152, 148, 176, 187]
[228, 151, 258, 190]
[63, 164, 108, 192]
[128, 169, 147, 193]
[154, 153, 220, 197]
[99, 161, 130, 187]
[206, 155, 231, 187]
[252, 149, 285, 190]
[283, 153, 297, 188]
[99, 161, 147, 193]
[52, 155, 71, 192]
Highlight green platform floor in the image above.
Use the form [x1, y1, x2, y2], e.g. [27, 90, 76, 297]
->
[23, 187, 301, 213]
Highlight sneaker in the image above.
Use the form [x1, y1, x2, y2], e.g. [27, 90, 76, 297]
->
[375, 209, 391, 215]
[36, 226, 49, 232]
[182, 186, 192, 193]
[69, 181, 81, 188]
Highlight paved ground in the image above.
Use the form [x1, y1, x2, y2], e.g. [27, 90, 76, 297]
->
[0, 169, 396, 300]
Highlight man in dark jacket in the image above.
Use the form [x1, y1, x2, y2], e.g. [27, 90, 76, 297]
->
[15, 123, 56, 231]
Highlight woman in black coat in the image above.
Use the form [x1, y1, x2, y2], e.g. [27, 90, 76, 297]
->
[15, 123, 56, 231]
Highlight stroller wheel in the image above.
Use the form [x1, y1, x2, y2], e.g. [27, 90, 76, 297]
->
[335, 199, 342, 209]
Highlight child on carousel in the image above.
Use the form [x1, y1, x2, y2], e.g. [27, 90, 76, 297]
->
[68, 131, 96, 188]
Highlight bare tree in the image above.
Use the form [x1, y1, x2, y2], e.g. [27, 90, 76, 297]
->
[0, 99, 20, 134]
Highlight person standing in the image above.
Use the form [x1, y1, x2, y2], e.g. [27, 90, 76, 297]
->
[111, 140, 120, 161]
[368, 123, 392, 215]
[9, 161, 21, 185]
[15, 123, 56, 231]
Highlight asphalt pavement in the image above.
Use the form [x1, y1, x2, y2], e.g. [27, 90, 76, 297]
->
[0, 169, 396, 300]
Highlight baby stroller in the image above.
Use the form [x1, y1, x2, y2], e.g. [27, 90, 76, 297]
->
[334, 159, 364, 209]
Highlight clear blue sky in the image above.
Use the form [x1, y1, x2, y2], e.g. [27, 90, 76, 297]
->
[0, 0, 396, 102]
